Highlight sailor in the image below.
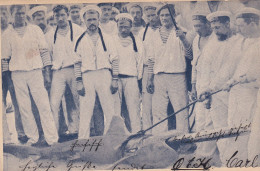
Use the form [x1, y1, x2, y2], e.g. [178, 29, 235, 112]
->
[126, 3, 146, 37]
[46, 11, 57, 29]
[111, 6, 120, 21]
[74, 5, 120, 138]
[146, 4, 191, 135]
[45, 4, 83, 138]
[98, 3, 117, 35]
[2, 5, 58, 146]
[28, 5, 52, 34]
[199, 11, 244, 164]
[141, 3, 161, 133]
[222, 7, 260, 161]
[1, 5, 27, 144]
[69, 4, 85, 28]
[113, 13, 143, 133]
[189, 9, 220, 159]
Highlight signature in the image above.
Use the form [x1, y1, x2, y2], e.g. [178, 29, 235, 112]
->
[66, 160, 96, 171]
[226, 151, 258, 168]
[171, 157, 212, 171]
[70, 139, 103, 152]
[112, 163, 154, 171]
[19, 160, 56, 171]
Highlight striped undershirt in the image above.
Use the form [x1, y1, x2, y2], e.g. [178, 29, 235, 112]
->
[159, 27, 172, 44]
[147, 27, 172, 74]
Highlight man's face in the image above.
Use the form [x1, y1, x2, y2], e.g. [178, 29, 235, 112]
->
[130, 6, 142, 24]
[236, 17, 259, 37]
[159, 8, 173, 27]
[192, 19, 209, 36]
[211, 19, 230, 41]
[118, 20, 132, 38]
[1, 8, 8, 27]
[145, 8, 158, 26]
[33, 11, 46, 31]
[12, 6, 26, 25]
[84, 11, 99, 32]
[111, 11, 118, 20]
[54, 9, 69, 27]
[70, 8, 80, 22]
[100, 5, 112, 21]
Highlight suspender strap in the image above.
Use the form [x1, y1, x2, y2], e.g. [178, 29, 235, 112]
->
[74, 31, 87, 52]
[143, 23, 149, 41]
[74, 28, 108, 52]
[54, 20, 73, 44]
[129, 32, 138, 52]
[98, 27, 107, 52]
[69, 20, 73, 42]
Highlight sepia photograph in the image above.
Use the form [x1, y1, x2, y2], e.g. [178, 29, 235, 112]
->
[0, 0, 260, 170]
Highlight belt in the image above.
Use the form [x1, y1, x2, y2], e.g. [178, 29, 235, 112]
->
[118, 74, 135, 78]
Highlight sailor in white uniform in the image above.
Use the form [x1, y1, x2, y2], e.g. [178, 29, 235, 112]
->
[2, 5, 58, 146]
[113, 13, 144, 133]
[75, 5, 122, 138]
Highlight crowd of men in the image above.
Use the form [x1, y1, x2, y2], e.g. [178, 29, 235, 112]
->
[1, 0, 260, 166]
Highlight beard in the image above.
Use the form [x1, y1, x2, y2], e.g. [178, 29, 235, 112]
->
[38, 23, 46, 32]
[216, 33, 228, 41]
[88, 24, 97, 31]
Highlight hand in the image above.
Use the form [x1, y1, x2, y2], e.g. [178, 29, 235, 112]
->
[77, 80, 85, 96]
[198, 90, 211, 102]
[191, 85, 197, 101]
[138, 79, 142, 94]
[204, 97, 212, 109]
[238, 76, 248, 84]
[110, 79, 118, 94]
[175, 29, 186, 40]
[146, 79, 154, 94]
[43, 67, 52, 90]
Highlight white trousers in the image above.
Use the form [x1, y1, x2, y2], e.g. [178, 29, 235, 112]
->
[194, 101, 218, 158]
[114, 76, 141, 133]
[12, 69, 58, 144]
[142, 66, 153, 132]
[224, 84, 258, 161]
[248, 88, 260, 160]
[78, 69, 115, 139]
[152, 73, 189, 135]
[50, 67, 80, 134]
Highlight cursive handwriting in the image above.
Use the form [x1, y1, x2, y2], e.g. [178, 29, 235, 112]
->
[112, 163, 154, 171]
[66, 160, 96, 171]
[70, 139, 103, 152]
[226, 151, 258, 168]
[19, 160, 56, 171]
[172, 157, 212, 171]
[170, 122, 251, 144]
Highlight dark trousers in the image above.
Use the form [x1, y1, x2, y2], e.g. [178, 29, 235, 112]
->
[2, 71, 25, 137]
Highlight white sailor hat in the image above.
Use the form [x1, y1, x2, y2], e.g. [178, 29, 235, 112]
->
[192, 7, 210, 20]
[126, 3, 143, 13]
[28, 5, 47, 19]
[142, 2, 162, 12]
[80, 5, 102, 19]
[235, 7, 260, 18]
[112, 7, 120, 14]
[207, 11, 232, 22]
[115, 13, 134, 23]
[69, 4, 83, 10]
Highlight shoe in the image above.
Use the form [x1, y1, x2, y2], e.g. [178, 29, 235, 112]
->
[18, 135, 29, 144]
[24, 139, 35, 146]
[31, 140, 50, 148]
[58, 131, 78, 143]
